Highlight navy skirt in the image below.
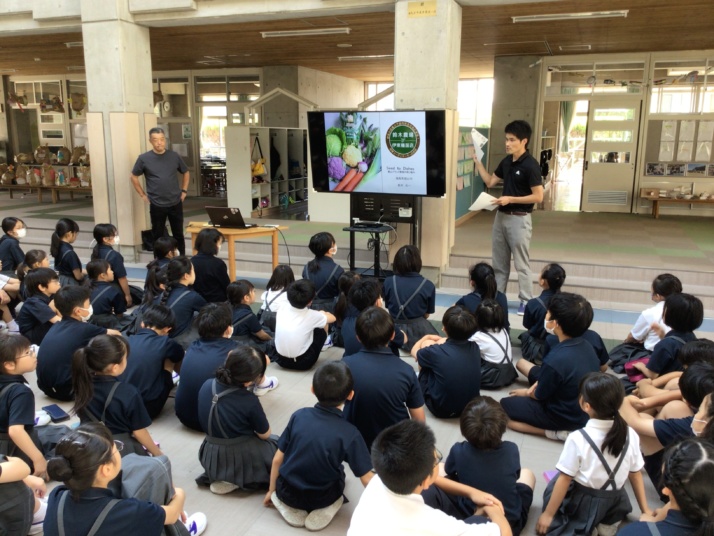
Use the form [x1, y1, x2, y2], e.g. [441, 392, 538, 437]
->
[395, 316, 439, 353]
[198, 434, 278, 489]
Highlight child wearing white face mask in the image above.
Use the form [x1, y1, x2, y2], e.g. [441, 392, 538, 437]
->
[90, 224, 134, 307]
[302, 232, 344, 314]
[0, 217, 27, 274]
[190, 227, 230, 303]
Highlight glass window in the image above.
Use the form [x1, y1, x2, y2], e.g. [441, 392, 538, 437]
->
[198, 105, 227, 159]
[591, 151, 630, 163]
[592, 130, 633, 142]
[228, 76, 260, 102]
[35, 81, 62, 103]
[649, 59, 712, 114]
[593, 108, 635, 121]
[195, 77, 228, 102]
[67, 80, 88, 119]
[154, 77, 190, 118]
[592, 62, 645, 95]
[13, 82, 35, 104]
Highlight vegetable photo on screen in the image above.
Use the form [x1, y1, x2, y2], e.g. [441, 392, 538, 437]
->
[326, 112, 381, 193]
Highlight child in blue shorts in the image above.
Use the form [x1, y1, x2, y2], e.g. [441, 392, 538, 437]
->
[16, 267, 61, 345]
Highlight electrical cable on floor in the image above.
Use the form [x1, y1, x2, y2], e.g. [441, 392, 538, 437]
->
[276, 227, 291, 267]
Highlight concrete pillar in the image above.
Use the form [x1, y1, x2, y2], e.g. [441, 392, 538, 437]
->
[393, 0, 461, 274]
[262, 66, 299, 128]
[81, 0, 153, 260]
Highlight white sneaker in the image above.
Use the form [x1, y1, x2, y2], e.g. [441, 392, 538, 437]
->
[545, 430, 570, 441]
[209, 481, 239, 495]
[34, 410, 51, 427]
[6, 319, 20, 333]
[254, 376, 279, 397]
[321, 335, 333, 351]
[172, 371, 180, 386]
[305, 496, 344, 531]
[596, 522, 620, 536]
[184, 512, 207, 536]
[28, 497, 47, 534]
[271, 492, 308, 527]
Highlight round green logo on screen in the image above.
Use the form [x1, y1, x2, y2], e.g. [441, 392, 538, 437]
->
[386, 122, 420, 158]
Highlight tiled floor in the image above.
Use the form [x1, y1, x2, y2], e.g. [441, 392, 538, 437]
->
[2, 191, 713, 535]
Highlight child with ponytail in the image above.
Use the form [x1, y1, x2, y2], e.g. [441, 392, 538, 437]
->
[90, 223, 134, 307]
[456, 262, 510, 331]
[50, 218, 84, 286]
[536, 373, 650, 535]
[156, 256, 206, 349]
[520, 263, 566, 364]
[196, 346, 278, 495]
[71, 335, 161, 457]
[85, 259, 129, 330]
[15, 249, 49, 301]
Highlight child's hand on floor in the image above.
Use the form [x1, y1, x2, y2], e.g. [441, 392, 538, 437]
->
[263, 490, 274, 507]
[536, 512, 553, 535]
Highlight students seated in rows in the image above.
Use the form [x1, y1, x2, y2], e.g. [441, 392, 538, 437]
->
[121, 304, 184, 419]
[268, 280, 335, 371]
[143, 236, 178, 291]
[197, 346, 278, 495]
[348, 420, 512, 536]
[16, 250, 50, 301]
[456, 262, 510, 331]
[341, 278, 406, 357]
[175, 303, 276, 431]
[16, 268, 61, 345]
[51, 218, 84, 287]
[630, 292, 703, 380]
[624, 273, 682, 352]
[470, 299, 518, 390]
[0, 217, 27, 274]
[72, 334, 162, 457]
[258, 264, 294, 333]
[302, 232, 343, 314]
[501, 292, 601, 440]
[227, 279, 272, 352]
[343, 307, 425, 449]
[266, 361, 372, 531]
[91, 223, 134, 307]
[519, 263, 565, 364]
[37, 286, 121, 401]
[411, 305, 481, 419]
[86, 259, 128, 330]
[383, 245, 438, 352]
[539, 325, 610, 374]
[0, 454, 47, 535]
[190, 228, 230, 303]
[445, 397, 534, 536]
[0, 271, 21, 333]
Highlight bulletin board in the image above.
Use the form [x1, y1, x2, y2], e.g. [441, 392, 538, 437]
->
[455, 127, 489, 222]
[643, 119, 714, 178]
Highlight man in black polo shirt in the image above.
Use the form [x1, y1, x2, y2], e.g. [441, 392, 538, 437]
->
[474, 120, 543, 315]
[130, 127, 190, 255]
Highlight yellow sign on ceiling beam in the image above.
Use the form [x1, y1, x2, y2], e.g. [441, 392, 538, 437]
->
[408, 1, 437, 18]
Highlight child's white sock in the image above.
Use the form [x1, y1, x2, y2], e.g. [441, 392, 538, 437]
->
[6, 319, 19, 332]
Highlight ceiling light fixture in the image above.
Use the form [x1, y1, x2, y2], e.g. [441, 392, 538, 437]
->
[512, 10, 628, 23]
[66, 66, 85, 71]
[338, 54, 393, 62]
[336, 43, 353, 48]
[64, 41, 83, 48]
[261, 27, 350, 38]
[0, 69, 17, 73]
[559, 44, 592, 51]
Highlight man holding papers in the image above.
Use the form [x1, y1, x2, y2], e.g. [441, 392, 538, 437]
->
[473, 120, 543, 315]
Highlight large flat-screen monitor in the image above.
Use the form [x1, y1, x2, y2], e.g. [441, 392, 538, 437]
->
[307, 110, 446, 197]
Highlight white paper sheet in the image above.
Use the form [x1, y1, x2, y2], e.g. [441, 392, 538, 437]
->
[659, 142, 674, 161]
[695, 141, 712, 161]
[679, 120, 696, 141]
[469, 192, 498, 211]
[471, 128, 488, 161]
[697, 121, 714, 143]
[661, 120, 677, 142]
[677, 141, 693, 161]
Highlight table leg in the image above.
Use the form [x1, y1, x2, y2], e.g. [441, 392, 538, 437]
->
[70, 191, 75, 201]
[8, 190, 13, 199]
[228, 238, 236, 281]
[271, 230, 279, 269]
[38, 189, 43, 203]
[654, 200, 659, 219]
[52, 189, 58, 204]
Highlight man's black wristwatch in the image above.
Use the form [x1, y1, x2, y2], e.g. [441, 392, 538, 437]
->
[181, 189, 188, 193]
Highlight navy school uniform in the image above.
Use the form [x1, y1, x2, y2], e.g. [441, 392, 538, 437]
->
[341, 305, 405, 357]
[522, 289, 556, 339]
[0, 375, 39, 465]
[79, 376, 152, 457]
[455, 289, 511, 331]
[54, 241, 83, 286]
[276, 403, 372, 512]
[174, 337, 239, 431]
[190, 253, 230, 303]
[500, 337, 600, 431]
[231, 304, 263, 337]
[302, 257, 344, 309]
[643, 416, 694, 495]
[90, 281, 128, 316]
[196, 379, 277, 488]
[43, 486, 165, 536]
[343, 347, 425, 449]
[16, 293, 56, 345]
[617, 509, 699, 536]
[416, 339, 481, 418]
[121, 328, 184, 419]
[37, 318, 106, 401]
[0, 454, 35, 535]
[446, 440, 533, 535]
[0, 235, 24, 273]
[155, 284, 206, 342]
[646, 330, 696, 376]
[543, 329, 609, 368]
[96, 244, 127, 280]
[382, 273, 438, 352]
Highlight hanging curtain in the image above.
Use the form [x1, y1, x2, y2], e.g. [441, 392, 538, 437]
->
[559, 88, 577, 153]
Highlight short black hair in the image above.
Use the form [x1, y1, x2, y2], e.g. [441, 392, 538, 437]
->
[679, 361, 714, 409]
[141, 304, 176, 331]
[505, 120, 532, 148]
[460, 396, 507, 450]
[348, 278, 382, 312]
[679, 339, 714, 368]
[86, 259, 110, 281]
[441, 305, 477, 340]
[227, 279, 254, 306]
[148, 127, 165, 137]
[1, 217, 24, 234]
[312, 361, 353, 407]
[197, 302, 233, 339]
[195, 228, 224, 256]
[474, 299, 506, 332]
[371, 420, 436, 495]
[547, 292, 592, 338]
[153, 236, 178, 259]
[356, 307, 394, 349]
[392, 245, 422, 275]
[663, 293, 703, 333]
[652, 273, 682, 298]
[54, 286, 91, 317]
[287, 279, 315, 309]
[24, 267, 59, 296]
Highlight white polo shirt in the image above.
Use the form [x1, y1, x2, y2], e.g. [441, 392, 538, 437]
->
[260, 288, 289, 313]
[274, 304, 327, 357]
[470, 329, 512, 364]
[348, 475, 501, 536]
[630, 301, 670, 351]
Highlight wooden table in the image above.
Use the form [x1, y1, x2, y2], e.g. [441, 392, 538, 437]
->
[46, 186, 92, 203]
[186, 222, 287, 280]
[640, 188, 714, 218]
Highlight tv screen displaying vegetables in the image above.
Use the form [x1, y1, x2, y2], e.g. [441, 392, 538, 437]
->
[307, 110, 446, 197]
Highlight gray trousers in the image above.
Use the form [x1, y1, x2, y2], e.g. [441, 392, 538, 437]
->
[492, 211, 533, 302]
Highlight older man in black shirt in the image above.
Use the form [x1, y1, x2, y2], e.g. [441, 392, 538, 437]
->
[474, 120, 543, 315]
[131, 127, 190, 255]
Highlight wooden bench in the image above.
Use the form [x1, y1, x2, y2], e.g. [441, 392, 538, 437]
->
[640, 188, 714, 218]
[1, 184, 92, 203]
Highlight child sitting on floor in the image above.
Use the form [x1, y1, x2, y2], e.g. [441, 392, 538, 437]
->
[470, 299, 517, 390]
[227, 279, 272, 352]
[258, 264, 294, 333]
[0, 455, 47, 535]
[16, 268, 61, 345]
[51, 218, 84, 287]
[519, 263, 565, 364]
[456, 262, 510, 331]
[86, 259, 129, 330]
[302, 232, 344, 314]
[624, 273, 682, 352]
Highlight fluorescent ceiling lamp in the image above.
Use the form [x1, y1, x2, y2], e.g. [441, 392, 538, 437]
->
[338, 54, 393, 62]
[512, 11, 628, 23]
[261, 27, 350, 38]
[66, 66, 85, 71]
[64, 41, 83, 48]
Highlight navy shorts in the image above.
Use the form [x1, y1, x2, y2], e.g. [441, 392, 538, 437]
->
[500, 396, 569, 431]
